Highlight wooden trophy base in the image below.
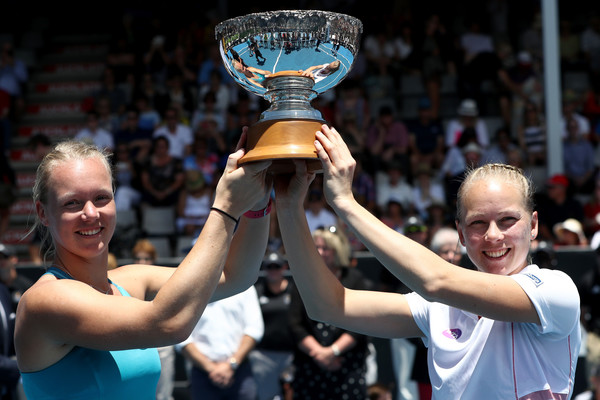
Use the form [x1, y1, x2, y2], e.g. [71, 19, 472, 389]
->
[239, 119, 325, 174]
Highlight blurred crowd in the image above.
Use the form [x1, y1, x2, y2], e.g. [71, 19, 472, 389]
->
[4, 4, 600, 255]
[2, 1, 600, 399]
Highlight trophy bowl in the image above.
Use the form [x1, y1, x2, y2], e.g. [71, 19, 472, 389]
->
[215, 10, 363, 173]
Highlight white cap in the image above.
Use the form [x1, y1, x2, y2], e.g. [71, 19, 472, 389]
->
[458, 99, 478, 117]
[553, 218, 586, 244]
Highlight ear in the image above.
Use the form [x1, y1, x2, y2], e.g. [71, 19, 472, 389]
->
[455, 219, 466, 246]
[530, 211, 539, 240]
[35, 201, 49, 227]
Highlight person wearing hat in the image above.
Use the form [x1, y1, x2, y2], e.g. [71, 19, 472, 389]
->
[553, 218, 589, 247]
[536, 174, 585, 241]
[248, 252, 296, 400]
[444, 98, 489, 149]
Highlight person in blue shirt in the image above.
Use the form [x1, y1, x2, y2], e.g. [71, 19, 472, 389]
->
[15, 128, 272, 400]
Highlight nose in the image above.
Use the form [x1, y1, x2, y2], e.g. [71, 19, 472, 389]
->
[82, 201, 99, 220]
[484, 221, 503, 241]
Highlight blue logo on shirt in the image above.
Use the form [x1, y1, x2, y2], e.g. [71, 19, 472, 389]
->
[524, 273, 543, 287]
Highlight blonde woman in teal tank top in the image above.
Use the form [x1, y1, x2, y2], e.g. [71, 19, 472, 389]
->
[15, 135, 272, 399]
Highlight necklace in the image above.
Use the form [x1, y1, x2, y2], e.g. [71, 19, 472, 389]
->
[51, 265, 112, 294]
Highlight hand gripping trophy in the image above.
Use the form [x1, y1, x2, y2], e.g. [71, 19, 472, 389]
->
[215, 10, 363, 173]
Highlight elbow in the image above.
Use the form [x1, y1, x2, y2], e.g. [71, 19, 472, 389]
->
[170, 327, 191, 345]
[302, 292, 344, 325]
[419, 273, 447, 303]
[305, 306, 333, 325]
[157, 313, 197, 345]
[305, 304, 326, 322]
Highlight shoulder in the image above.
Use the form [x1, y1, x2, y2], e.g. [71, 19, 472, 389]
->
[16, 276, 93, 332]
[514, 266, 577, 292]
[514, 266, 581, 329]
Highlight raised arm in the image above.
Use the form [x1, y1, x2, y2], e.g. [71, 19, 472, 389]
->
[314, 125, 542, 324]
[16, 131, 272, 369]
[274, 161, 421, 339]
[212, 191, 272, 300]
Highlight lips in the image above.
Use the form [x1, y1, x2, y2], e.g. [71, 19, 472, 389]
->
[484, 248, 509, 258]
[77, 227, 102, 236]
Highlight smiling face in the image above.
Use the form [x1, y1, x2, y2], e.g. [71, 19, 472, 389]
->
[37, 157, 116, 261]
[456, 178, 537, 275]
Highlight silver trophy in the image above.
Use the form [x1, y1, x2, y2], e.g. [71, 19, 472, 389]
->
[215, 10, 363, 173]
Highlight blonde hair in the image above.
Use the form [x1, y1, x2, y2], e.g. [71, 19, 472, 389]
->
[456, 163, 535, 223]
[312, 226, 351, 268]
[31, 140, 114, 262]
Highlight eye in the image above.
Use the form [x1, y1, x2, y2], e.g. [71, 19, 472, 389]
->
[63, 199, 79, 207]
[500, 216, 518, 224]
[95, 194, 113, 204]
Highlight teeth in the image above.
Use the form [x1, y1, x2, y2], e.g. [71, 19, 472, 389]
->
[486, 249, 508, 258]
[79, 228, 101, 236]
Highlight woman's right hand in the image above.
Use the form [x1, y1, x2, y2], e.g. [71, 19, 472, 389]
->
[273, 160, 315, 211]
[212, 128, 271, 218]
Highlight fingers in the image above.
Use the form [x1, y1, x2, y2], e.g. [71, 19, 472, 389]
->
[234, 127, 248, 152]
[225, 148, 246, 172]
[294, 159, 316, 185]
[241, 159, 272, 176]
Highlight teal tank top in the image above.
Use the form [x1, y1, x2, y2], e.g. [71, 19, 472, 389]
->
[21, 267, 162, 400]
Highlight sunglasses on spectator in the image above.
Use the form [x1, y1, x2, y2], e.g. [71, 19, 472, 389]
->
[316, 225, 339, 234]
[405, 225, 427, 234]
[264, 263, 283, 270]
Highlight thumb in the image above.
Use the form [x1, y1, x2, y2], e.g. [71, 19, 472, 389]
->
[225, 148, 246, 172]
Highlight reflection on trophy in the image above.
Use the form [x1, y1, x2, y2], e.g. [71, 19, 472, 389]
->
[215, 10, 363, 173]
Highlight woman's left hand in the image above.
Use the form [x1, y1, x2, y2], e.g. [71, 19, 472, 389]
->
[314, 125, 357, 209]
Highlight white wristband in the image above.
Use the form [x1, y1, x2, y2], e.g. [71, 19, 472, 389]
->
[331, 344, 341, 356]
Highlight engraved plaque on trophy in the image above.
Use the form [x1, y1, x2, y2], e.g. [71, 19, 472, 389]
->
[215, 10, 363, 173]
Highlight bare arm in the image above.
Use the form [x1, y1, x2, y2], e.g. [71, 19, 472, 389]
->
[16, 131, 272, 370]
[314, 125, 541, 324]
[275, 162, 422, 339]
[212, 197, 271, 301]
